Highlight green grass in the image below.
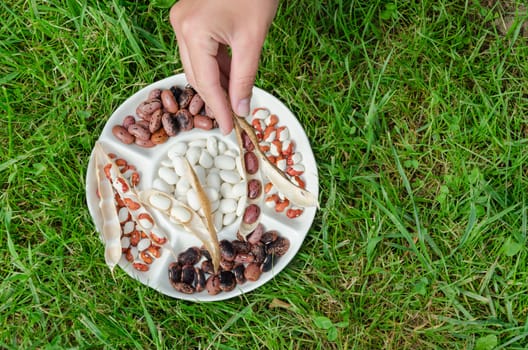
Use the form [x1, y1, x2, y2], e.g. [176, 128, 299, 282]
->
[2, 0, 528, 348]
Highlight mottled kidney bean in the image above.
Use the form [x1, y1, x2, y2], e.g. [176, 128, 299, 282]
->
[128, 124, 151, 141]
[266, 237, 290, 257]
[241, 130, 254, 151]
[150, 127, 168, 144]
[149, 109, 163, 133]
[136, 119, 150, 130]
[244, 262, 262, 281]
[232, 264, 246, 284]
[122, 115, 136, 129]
[243, 204, 260, 224]
[244, 151, 259, 174]
[219, 271, 236, 292]
[148, 88, 161, 100]
[206, 275, 221, 295]
[261, 230, 278, 244]
[193, 115, 213, 130]
[161, 89, 179, 113]
[247, 179, 262, 199]
[188, 93, 204, 115]
[135, 138, 155, 148]
[162, 113, 179, 136]
[112, 125, 134, 144]
[178, 86, 195, 109]
[175, 109, 193, 131]
[247, 223, 264, 245]
[137, 99, 162, 116]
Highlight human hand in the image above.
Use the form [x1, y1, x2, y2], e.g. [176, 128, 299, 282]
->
[170, 0, 278, 135]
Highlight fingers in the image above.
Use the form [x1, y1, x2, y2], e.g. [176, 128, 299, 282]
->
[186, 36, 233, 135]
[229, 37, 264, 117]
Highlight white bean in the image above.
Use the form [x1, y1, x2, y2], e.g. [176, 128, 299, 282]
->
[122, 221, 135, 235]
[223, 212, 237, 226]
[175, 177, 190, 196]
[160, 158, 173, 168]
[217, 141, 227, 154]
[236, 196, 247, 216]
[118, 207, 129, 223]
[206, 172, 221, 189]
[210, 199, 220, 213]
[121, 236, 131, 248]
[204, 186, 220, 202]
[214, 155, 236, 170]
[158, 166, 178, 185]
[213, 212, 223, 231]
[167, 142, 188, 159]
[219, 170, 241, 184]
[149, 193, 172, 211]
[199, 150, 214, 168]
[170, 205, 192, 223]
[254, 108, 270, 119]
[171, 156, 187, 177]
[220, 182, 234, 199]
[291, 152, 303, 164]
[188, 139, 207, 148]
[276, 158, 287, 171]
[137, 238, 151, 251]
[186, 146, 201, 165]
[152, 177, 174, 193]
[231, 182, 246, 198]
[235, 156, 244, 177]
[186, 189, 201, 211]
[219, 198, 237, 214]
[207, 137, 218, 157]
[278, 127, 289, 141]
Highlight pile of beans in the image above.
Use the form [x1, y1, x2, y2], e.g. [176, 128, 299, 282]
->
[112, 86, 217, 147]
[168, 223, 290, 295]
[250, 108, 307, 219]
[153, 136, 247, 231]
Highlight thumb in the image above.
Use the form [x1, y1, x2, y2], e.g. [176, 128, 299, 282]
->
[229, 40, 262, 117]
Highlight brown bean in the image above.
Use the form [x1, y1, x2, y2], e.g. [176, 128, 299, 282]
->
[193, 115, 213, 130]
[128, 124, 151, 141]
[247, 179, 262, 199]
[161, 89, 179, 113]
[188, 93, 204, 115]
[241, 130, 254, 151]
[247, 223, 264, 245]
[151, 128, 168, 144]
[148, 88, 162, 100]
[243, 204, 260, 224]
[206, 275, 221, 295]
[122, 115, 136, 129]
[135, 138, 155, 148]
[162, 113, 179, 136]
[175, 109, 193, 131]
[244, 151, 259, 174]
[178, 86, 194, 109]
[149, 109, 163, 133]
[112, 125, 135, 144]
[244, 262, 262, 281]
[266, 237, 290, 257]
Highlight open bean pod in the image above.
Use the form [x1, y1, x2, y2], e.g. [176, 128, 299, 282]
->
[232, 115, 319, 208]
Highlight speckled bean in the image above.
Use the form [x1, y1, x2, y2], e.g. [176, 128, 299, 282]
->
[188, 93, 204, 115]
[193, 115, 213, 130]
[112, 125, 134, 144]
[128, 124, 151, 141]
[161, 89, 179, 113]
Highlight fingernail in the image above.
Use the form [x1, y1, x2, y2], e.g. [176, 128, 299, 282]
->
[236, 98, 250, 117]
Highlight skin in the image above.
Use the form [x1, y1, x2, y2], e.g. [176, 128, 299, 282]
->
[170, 0, 279, 135]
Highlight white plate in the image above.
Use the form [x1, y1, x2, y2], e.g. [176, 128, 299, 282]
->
[85, 74, 319, 301]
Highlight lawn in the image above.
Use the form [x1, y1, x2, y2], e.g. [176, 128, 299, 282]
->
[2, 0, 528, 348]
